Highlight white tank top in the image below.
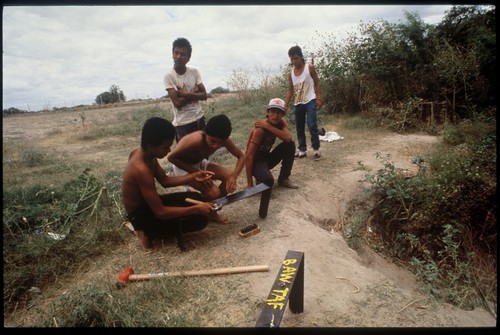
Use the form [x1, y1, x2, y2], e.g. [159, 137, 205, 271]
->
[291, 64, 316, 105]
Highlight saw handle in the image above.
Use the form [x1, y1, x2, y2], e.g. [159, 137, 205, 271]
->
[185, 198, 221, 211]
[185, 198, 204, 205]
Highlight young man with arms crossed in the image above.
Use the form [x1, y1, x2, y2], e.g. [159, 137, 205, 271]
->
[245, 98, 299, 189]
[121, 117, 215, 251]
[164, 37, 208, 141]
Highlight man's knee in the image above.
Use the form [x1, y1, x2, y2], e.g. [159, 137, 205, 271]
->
[202, 185, 223, 201]
[261, 178, 274, 187]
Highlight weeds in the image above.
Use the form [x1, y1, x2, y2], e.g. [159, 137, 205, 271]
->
[342, 209, 369, 250]
[22, 148, 46, 167]
[3, 168, 124, 315]
[361, 116, 496, 312]
[366, 97, 421, 133]
[32, 273, 255, 326]
[35, 280, 197, 327]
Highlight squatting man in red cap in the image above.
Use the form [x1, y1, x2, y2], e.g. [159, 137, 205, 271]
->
[245, 98, 299, 190]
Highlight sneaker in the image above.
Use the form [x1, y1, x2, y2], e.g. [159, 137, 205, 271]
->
[278, 178, 299, 189]
[314, 150, 321, 161]
[295, 151, 307, 159]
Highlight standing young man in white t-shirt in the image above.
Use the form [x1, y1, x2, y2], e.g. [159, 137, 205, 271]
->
[164, 37, 208, 141]
[284, 45, 323, 161]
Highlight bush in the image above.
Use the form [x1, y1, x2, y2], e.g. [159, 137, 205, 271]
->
[363, 115, 496, 310]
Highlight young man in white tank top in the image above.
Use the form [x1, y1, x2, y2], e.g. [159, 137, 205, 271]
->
[284, 45, 323, 161]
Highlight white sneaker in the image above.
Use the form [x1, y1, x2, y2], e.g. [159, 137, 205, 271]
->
[295, 151, 307, 159]
[314, 150, 321, 161]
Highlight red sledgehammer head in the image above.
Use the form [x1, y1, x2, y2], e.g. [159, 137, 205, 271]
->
[118, 266, 134, 283]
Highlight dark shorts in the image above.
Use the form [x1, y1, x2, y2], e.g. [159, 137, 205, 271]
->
[175, 116, 206, 142]
[127, 192, 208, 241]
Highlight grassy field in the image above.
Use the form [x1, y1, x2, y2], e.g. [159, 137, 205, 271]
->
[3, 94, 496, 326]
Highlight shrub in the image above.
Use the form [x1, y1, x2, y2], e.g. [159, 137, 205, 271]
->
[363, 115, 496, 309]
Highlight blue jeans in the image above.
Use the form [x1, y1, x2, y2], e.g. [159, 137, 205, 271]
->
[294, 99, 320, 152]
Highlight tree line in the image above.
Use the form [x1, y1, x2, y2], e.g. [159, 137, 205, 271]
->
[311, 5, 495, 122]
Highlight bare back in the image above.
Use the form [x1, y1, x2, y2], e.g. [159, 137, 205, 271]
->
[121, 147, 162, 215]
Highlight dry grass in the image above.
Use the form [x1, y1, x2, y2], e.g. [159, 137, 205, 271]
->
[4, 97, 495, 327]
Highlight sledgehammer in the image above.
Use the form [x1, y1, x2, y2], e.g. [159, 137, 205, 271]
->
[116, 264, 269, 289]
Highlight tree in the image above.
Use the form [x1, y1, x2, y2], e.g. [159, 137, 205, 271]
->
[434, 5, 496, 107]
[210, 86, 230, 94]
[95, 85, 126, 105]
[313, 5, 495, 117]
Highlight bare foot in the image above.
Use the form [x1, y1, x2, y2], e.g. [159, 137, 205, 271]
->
[134, 230, 156, 252]
[210, 212, 230, 225]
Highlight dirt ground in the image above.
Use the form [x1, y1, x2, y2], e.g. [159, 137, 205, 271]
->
[2, 99, 497, 328]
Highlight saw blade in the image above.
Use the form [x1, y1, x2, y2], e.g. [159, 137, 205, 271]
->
[214, 183, 270, 207]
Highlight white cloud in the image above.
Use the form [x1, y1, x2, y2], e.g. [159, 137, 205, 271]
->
[2, 5, 453, 111]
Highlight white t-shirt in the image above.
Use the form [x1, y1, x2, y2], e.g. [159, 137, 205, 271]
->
[163, 67, 204, 126]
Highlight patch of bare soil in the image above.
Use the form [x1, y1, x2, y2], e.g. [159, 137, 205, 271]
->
[3, 102, 496, 328]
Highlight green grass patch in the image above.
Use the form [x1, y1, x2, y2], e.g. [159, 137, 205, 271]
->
[3, 168, 126, 315]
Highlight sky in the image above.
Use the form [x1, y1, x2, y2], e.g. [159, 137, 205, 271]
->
[2, 4, 455, 111]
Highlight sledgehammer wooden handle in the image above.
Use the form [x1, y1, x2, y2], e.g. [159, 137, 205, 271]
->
[129, 264, 269, 282]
